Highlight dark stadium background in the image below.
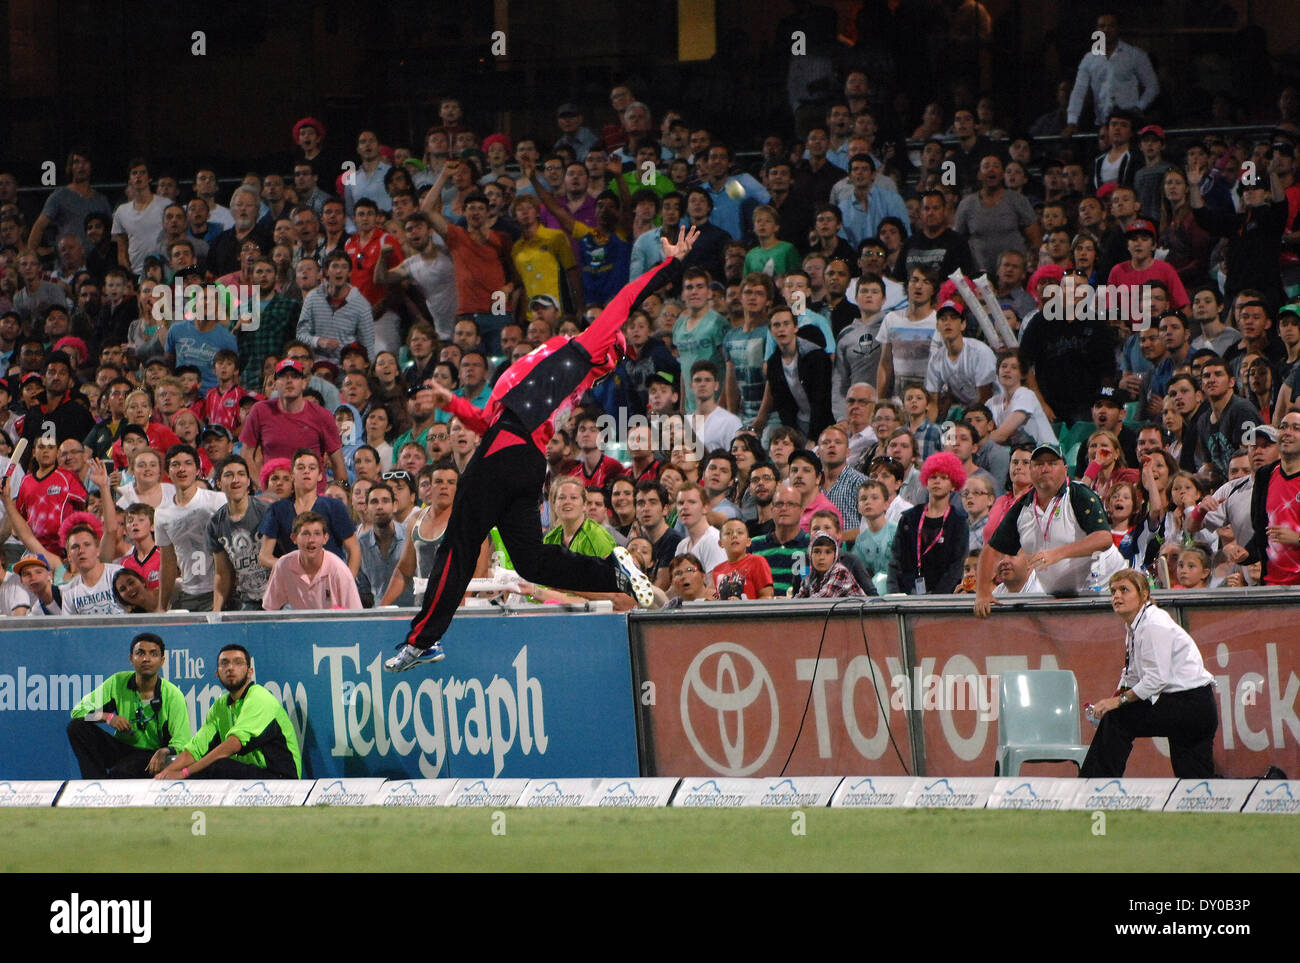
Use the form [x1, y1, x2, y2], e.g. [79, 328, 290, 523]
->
[1, 0, 1296, 180]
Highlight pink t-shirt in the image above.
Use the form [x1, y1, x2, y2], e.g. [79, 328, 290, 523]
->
[262, 549, 361, 610]
[800, 492, 843, 533]
[1107, 259, 1189, 312]
[240, 398, 342, 491]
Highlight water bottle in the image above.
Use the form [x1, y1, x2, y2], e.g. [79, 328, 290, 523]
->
[1084, 703, 1099, 726]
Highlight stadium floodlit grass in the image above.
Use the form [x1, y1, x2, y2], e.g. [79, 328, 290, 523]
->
[2, 808, 1292, 872]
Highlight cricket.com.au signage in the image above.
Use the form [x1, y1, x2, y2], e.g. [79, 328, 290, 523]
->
[0, 611, 639, 780]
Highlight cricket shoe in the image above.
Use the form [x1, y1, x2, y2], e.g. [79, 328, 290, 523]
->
[384, 642, 446, 673]
[611, 546, 655, 608]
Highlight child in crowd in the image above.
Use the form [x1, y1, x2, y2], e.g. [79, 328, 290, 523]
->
[850, 480, 897, 580]
[710, 518, 775, 599]
[867, 456, 914, 524]
[902, 385, 942, 459]
[1175, 545, 1213, 589]
[795, 531, 866, 598]
[1106, 481, 1144, 567]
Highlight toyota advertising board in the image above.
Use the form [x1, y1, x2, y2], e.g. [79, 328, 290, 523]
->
[631, 607, 913, 777]
[907, 601, 1299, 779]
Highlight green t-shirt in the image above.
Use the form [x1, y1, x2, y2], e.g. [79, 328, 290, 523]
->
[543, 518, 616, 558]
[71, 671, 191, 753]
[744, 242, 801, 278]
[673, 310, 731, 413]
[850, 521, 897, 577]
[184, 683, 302, 778]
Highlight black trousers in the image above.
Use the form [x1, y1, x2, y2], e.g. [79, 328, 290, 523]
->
[1080, 684, 1218, 779]
[404, 418, 620, 649]
[67, 720, 159, 778]
[190, 758, 294, 779]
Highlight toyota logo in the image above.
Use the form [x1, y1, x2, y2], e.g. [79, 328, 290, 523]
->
[680, 642, 779, 776]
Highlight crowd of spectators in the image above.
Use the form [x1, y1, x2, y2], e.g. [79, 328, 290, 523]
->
[1, 10, 1299, 616]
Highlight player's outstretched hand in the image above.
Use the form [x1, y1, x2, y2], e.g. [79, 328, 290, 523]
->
[661, 225, 699, 261]
[428, 383, 456, 409]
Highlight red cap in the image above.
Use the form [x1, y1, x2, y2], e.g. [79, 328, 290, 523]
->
[275, 358, 307, 377]
[1126, 219, 1158, 236]
[936, 299, 964, 316]
[1138, 125, 1166, 140]
[1095, 182, 1118, 201]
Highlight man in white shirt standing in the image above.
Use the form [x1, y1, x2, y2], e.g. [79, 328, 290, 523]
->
[974, 442, 1114, 611]
[157, 444, 227, 612]
[688, 360, 741, 455]
[924, 300, 997, 415]
[1061, 13, 1159, 138]
[111, 159, 170, 275]
[673, 483, 727, 572]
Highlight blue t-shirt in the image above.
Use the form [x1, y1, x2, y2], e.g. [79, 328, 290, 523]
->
[258, 495, 357, 561]
[165, 321, 239, 391]
[578, 231, 631, 307]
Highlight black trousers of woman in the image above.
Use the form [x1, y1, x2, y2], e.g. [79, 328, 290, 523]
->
[404, 416, 621, 649]
[1079, 684, 1218, 778]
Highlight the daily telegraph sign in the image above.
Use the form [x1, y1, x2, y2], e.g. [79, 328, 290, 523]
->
[0, 611, 639, 780]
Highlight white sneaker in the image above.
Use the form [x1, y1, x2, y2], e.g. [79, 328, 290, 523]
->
[611, 547, 655, 608]
[383, 642, 445, 673]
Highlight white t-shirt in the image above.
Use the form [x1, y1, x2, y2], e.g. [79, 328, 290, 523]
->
[63, 563, 126, 615]
[156, 488, 228, 596]
[988, 385, 1057, 445]
[878, 310, 938, 391]
[0, 456, 26, 532]
[675, 525, 727, 572]
[924, 336, 998, 405]
[0, 570, 36, 615]
[116, 482, 176, 512]
[401, 253, 458, 340]
[885, 496, 914, 524]
[692, 406, 742, 456]
[207, 203, 235, 231]
[111, 195, 170, 274]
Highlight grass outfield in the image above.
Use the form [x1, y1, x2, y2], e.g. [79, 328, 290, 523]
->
[1, 808, 1293, 872]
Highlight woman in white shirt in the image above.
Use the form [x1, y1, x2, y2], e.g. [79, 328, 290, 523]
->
[114, 448, 176, 511]
[1080, 569, 1217, 778]
[986, 350, 1056, 445]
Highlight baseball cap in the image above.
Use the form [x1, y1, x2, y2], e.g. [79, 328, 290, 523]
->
[936, 299, 964, 317]
[1277, 303, 1300, 323]
[1030, 442, 1064, 461]
[275, 358, 307, 377]
[199, 424, 234, 442]
[556, 103, 581, 117]
[1125, 219, 1158, 237]
[20, 371, 43, 386]
[1246, 424, 1279, 444]
[1094, 386, 1132, 408]
[647, 371, 677, 389]
[1138, 124, 1166, 140]
[529, 294, 559, 311]
[13, 552, 50, 575]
